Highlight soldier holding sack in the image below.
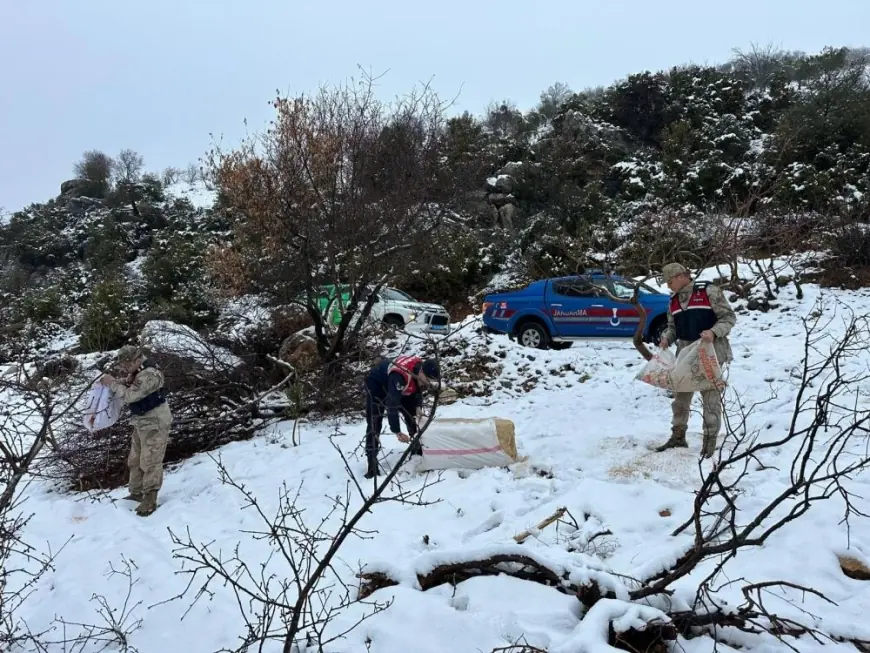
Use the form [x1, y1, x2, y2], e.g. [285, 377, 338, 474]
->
[655, 263, 737, 458]
[100, 346, 172, 516]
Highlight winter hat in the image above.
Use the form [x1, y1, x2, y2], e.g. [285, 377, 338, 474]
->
[661, 263, 689, 283]
[421, 359, 440, 380]
[116, 345, 143, 363]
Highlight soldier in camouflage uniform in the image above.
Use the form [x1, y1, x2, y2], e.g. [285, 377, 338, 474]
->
[655, 263, 737, 458]
[100, 346, 172, 516]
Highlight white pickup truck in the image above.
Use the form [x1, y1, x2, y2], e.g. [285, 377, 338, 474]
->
[320, 286, 451, 335]
[368, 287, 451, 334]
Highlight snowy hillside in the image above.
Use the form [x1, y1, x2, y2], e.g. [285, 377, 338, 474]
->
[11, 265, 870, 653]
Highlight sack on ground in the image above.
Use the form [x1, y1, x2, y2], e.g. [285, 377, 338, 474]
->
[418, 417, 519, 471]
[83, 384, 123, 432]
[635, 340, 726, 393]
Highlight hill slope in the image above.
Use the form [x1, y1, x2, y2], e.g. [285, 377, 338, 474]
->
[2, 45, 869, 368]
[13, 263, 870, 653]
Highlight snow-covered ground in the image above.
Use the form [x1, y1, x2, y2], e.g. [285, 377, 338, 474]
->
[12, 267, 870, 653]
[164, 179, 217, 210]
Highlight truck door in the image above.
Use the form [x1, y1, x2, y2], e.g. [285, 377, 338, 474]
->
[589, 277, 642, 337]
[545, 277, 602, 338]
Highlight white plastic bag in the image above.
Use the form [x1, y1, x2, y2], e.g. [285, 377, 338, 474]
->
[418, 417, 519, 471]
[635, 340, 726, 393]
[83, 384, 123, 432]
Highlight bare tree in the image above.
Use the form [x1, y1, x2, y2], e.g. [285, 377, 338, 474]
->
[537, 82, 573, 119]
[206, 70, 463, 379]
[113, 149, 145, 184]
[161, 163, 202, 188]
[182, 163, 201, 185]
[730, 42, 793, 88]
[1, 364, 78, 646]
[162, 166, 182, 187]
[0, 360, 145, 649]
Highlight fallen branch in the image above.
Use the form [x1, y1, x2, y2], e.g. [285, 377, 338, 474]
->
[491, 644, 548, 653]
[513, 506, 568, 543]
[357, 553, 616, 609]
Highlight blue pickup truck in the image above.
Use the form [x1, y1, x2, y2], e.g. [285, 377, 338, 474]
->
[481, 272, 671, 349]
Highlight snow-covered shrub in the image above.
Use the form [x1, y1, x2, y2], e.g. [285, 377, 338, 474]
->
[78, 276, 136, 353]
[139, 217, 221, 329]
[81, 213, 132, 272]
[17, 286, 64, 323]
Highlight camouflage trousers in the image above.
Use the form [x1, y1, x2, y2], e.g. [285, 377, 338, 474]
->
[128, 404, 172, 494]
[672, 389, 723, 437]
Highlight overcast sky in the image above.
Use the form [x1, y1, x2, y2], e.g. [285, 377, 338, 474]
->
[1, 0, 868, 213]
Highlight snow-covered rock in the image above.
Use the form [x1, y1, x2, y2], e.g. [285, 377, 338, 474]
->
[139, 320, 241, 370]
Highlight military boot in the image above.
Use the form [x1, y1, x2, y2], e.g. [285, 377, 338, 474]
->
[700, 432, 717, 459]
[364, 456, 380, 480]
[135, 491, 158, 517]
[123, 491, 143, 502]
[655, 426, 688, 452]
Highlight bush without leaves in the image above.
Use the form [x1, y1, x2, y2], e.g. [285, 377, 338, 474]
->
[829, 223, 870, 268]
[50, 346, 285, 491]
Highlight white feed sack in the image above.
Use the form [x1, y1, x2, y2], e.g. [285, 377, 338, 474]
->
[83, 384, 123, 432]
[636, 339, 726, 393]
[418, 417, 520, 471]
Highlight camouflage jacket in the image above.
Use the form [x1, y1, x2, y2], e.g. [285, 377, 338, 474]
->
[662, 281, 736, 365]
[109, 366, 171, 424]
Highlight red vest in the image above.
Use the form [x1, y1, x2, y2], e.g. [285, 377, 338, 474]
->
[669, 283, 717, 342]
[388, 355, 421, 395]
[669, 285, 713, 315]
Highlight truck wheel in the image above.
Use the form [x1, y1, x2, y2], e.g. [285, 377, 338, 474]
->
[383, 315, 405, 329]
[516, 322, 549, 349]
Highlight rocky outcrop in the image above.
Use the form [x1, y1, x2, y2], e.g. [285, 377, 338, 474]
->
[278, 331, 319, 372]
[59, 178, 105, 199]
[482, 162, 526, 231]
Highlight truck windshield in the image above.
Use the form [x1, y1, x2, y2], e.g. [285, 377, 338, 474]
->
[611, 280, 657, 297]
[381, 288, 415, 302]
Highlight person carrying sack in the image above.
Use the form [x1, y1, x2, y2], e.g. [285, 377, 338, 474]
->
[99, 345, 172, 516]
[655, 263, 737, 458]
